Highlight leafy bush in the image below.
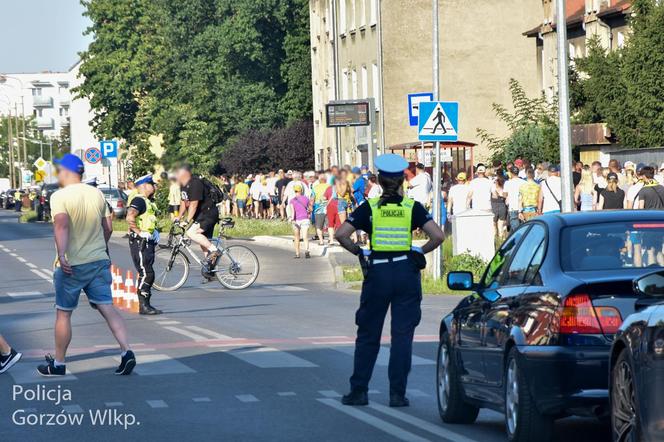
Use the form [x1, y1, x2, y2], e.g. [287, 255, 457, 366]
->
[444, 253, 487, 281]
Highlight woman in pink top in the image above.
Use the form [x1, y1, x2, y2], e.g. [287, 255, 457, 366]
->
[289, 184, 311, 258]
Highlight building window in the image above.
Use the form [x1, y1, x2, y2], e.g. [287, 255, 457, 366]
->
[339, 0, 347, 34]
[351, 68, 358, 99]
[370, 0, 377, 26]
[32, 88, 42, 96]
[372, 62, 380, 110]
[359, 0, 366, 28]
[361, 65, 368, 98]
[59, 107, 69, 117]
[350, 0, 356, 31]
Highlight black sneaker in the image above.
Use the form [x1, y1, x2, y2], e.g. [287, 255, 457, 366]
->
[0, 348, 22, 374]
[389, 394, 410, 407]
[115, 350, 136, 375]
[37, 354, 66, 377]
[341, 390, 369, 406]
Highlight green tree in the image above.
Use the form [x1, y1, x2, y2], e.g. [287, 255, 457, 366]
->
[616, 0, 664, 147]
[477, 79, 560, 164]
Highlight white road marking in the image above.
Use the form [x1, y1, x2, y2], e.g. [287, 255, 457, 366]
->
[184, 325, 234, 340]
[235, 394, 259, 403]
[41, 269, 54, 277]
[318, 390, 342, 398]
[335, 346, 434, 366]
[277, 392, 297, 397]
[62, 405, 84, 414]
[105, 402, 124, 407]
[26, 263, 37, 269]
[271, 285, 308, 292]
[162, 326, 213, 342]
[146, 400, 168, 409]
[6, 291, 43, 298]
[193, 397, 211, 403]
[30, 269, 51, 281]
[312, 340, 354, 345]
[16, 257, 27, 263]
[300, 336, 349, 340]
[368, 403, 477, 442]
[227, 346, 318, 368]
[317, 398, 430, 442]
[208, 342, 260, 348]
[9, 252, 17, 257]
[155, 320, 181, 325]
[8, 362, 78, 384]
[132, 354, 196, 375]
[406, 389, 429, 398]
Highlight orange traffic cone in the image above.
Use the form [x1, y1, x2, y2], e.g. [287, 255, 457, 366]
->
[112, 267, 121, 307]
[129, 283, 140, 314]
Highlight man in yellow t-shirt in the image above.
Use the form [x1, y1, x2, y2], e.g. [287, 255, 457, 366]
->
[519, 168, 541, 221]
[37, 154, 135, 378]
[233, 178, 250, 218]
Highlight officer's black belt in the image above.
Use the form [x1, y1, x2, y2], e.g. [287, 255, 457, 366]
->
[370, 255, 408, 265]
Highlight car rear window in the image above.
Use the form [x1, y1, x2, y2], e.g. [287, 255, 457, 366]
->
[561, 222, 664, 271]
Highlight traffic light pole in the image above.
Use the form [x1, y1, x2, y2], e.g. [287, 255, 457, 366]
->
[556, 0, 574, 213]
[431, 0, 442, 280]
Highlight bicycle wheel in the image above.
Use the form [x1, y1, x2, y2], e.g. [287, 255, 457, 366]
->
[153, 246, 190, 291]
[215, 245, 260, 290]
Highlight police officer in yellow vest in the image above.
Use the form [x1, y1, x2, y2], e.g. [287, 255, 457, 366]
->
[335, 154, 444, 407]
[14, 190, 22, 212]
[126, 174, 162, 315]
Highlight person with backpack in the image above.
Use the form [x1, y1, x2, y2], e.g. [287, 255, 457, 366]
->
[176, 164, 222, 278]
[538, 165, 562, 215]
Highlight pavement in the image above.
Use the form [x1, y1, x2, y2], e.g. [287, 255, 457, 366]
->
[0, 210, 609, 441]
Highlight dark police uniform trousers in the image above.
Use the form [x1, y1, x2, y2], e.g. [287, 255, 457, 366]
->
[129, 236, 156, 296]
[350, 255, 422, 396]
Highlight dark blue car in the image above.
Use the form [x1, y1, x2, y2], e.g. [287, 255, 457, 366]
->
[440, 211, 664, 442]
[610, 270, 664, 442]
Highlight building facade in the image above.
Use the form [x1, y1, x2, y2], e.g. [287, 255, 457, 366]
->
[309, 0, 542, 169]
[0, 60, 97, 157]
[525, 0, 631, 99]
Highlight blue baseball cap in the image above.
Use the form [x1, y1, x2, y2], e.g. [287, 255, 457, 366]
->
[375, 154, 409, 177]
[135, 174, 156, 186]
[54, 153, 85, 175]
[351, 166, 361, 174]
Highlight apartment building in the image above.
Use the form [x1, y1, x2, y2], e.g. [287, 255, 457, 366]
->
[0, 60, 96, 156]
[525, 0, 631, 99]
[309, 0, 542, 169]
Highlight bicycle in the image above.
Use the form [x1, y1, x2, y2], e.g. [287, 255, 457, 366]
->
[153, 218, 260, 291]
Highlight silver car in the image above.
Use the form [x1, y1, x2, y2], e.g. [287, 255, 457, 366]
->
[100, 187, 128, 218]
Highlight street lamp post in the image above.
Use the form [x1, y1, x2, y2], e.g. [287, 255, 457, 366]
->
[556, 0, 575, 212]
[431, 0, 442, 280]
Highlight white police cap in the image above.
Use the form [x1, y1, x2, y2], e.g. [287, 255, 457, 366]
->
[375, 154, 409, 177]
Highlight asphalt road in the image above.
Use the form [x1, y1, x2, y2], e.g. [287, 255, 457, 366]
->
[0, 209, 610, 441]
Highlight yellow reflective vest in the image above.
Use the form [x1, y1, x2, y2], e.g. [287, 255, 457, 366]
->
[369, 197, 414, 252]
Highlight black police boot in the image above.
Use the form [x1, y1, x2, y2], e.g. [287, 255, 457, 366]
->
[341, 390, 369, 406]
[389, 394, 410, 408]
[145, 293, 162, 315]
[138, 294, 159, 315]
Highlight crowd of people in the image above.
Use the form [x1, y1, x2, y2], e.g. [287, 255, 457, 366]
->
[444, 158, 664, 239]
[157, 158, 664, 255]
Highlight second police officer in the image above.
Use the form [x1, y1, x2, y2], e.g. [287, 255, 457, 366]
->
[126, 174, 162, 315]
[335, 154, 445, 407]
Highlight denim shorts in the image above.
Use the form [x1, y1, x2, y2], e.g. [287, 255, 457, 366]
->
[54, 259, 113, 311]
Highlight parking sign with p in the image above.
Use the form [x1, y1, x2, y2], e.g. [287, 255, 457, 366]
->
[100, 140, 118, 158]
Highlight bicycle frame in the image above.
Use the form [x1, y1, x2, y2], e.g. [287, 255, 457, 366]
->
[164, 225, 233, 268]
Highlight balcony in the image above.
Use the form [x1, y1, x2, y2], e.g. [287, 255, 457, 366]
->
[35, 117, 54, 130]
[60, 116, 70, 127]
[59, 96, 71, 106]
[33, 96, 54, 108]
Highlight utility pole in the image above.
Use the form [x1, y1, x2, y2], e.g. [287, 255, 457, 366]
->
[20, 98, 27, 169]
[14, 103, 20, 166]
[556, 0, 574, 212]
[7, 109, 14, 188]
[431, 0, 442, 280]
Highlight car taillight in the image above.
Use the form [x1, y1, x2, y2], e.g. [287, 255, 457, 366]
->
[559, 294, 622, 335]
[116, 200, 124, 208]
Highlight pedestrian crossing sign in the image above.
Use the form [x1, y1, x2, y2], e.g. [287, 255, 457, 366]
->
[33, 157, 47, 170]
[418, 101, 459, 142]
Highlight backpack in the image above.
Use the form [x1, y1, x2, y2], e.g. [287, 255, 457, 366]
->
[199, 176, 224, 205]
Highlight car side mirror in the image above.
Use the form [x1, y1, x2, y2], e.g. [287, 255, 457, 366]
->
[634, 270, 664, 297]
[447, 271, 475, 291]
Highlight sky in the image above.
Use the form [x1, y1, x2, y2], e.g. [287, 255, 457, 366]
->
[0, 0, 92, 73]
